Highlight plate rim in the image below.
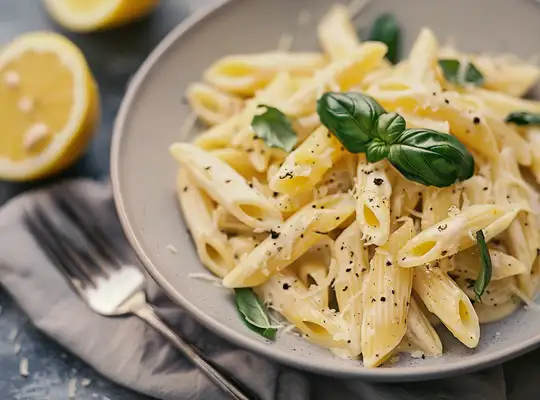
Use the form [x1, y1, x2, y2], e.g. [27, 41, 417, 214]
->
[110, 0, 540, 380]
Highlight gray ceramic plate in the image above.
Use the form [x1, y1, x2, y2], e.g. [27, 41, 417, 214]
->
[111, 0, 540, 381]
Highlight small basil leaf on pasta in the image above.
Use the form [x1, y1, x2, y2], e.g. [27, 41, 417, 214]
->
[317, 92, 385, 153]
[505, 111, 540, 126]
[366, 139, 389, 163]
[474, 230, 492, 301]
[438, 59, 484, 87]
[369, 13, 401, 64]
[251, 105, 297, 152]
[375, 112, 406, 144]
[234, 288, 277, 339]
[387, 129, 475, 187]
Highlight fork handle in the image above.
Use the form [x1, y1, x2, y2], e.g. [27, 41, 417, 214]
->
[134, 305, 259, 400]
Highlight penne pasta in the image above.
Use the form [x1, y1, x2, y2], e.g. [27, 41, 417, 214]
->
[222, 194, 355, 288]
[334, 223, 369, 357]
[404, 297, 443, 357]
[317, 4, 362, 61]
[355, 158, 392, 246]
[170, 143, 282, 230]
[204, 52, 327, 96]
[176, 170, 234, 277]
[187, 82, 244, 126]
[398, 204, 519, 268]
[362, 218, 415, 367]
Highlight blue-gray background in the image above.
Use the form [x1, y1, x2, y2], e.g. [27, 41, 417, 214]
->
[0, 1, 212, 398]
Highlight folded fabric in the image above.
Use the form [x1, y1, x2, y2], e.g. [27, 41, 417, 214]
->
[0, 178, 531, 400]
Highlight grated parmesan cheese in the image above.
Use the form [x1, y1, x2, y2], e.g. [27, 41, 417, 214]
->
[410, 350, 424, 359]
[187, 273, 224, 288]
[68, 378, 77, 398]
[18, 96, 34, 113]
[277, 33, 294, 51]
[19, 357, 29, 377]
[166, 244, 178, 254]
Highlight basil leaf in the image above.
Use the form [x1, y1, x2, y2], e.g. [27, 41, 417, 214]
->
[317, 92, 386, 153]
[474, 230, 492, 300]
[251, 105, 297, 152]
[375, 112, 406, 144]
[438, 59, 484, 87]
[366, 139, 389, 163]
[369, 13, 401, 64]
[234, 288, 277, 339]
[386, 128, 475, 187]
[505, 111, 540, 126]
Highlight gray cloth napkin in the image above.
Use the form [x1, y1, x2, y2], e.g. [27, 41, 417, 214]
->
[0, 178, 536, 400]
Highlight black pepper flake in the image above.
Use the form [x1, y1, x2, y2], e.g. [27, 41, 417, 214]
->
[429, 207, 433, 211]
[341, 246, 344, 251]
[444, 99, 450, 104]
[355, 273, 360, 278]
[300, 234, 304, 239]
[183, 186, 189, 192]
[441, 251, 448, 256]
[373, 177, 384, 186]
[336, 217, 340, 221]
[270, 230, 280, 239]
[371, 298, 376, 303]
[391, 290, 395, 295]
[225, 179, 231, 184]
[282, 283, 290, 290]
[246, 148, 254, 153]
[327, 133, 331, 138]
[394, 302, 398, 307]
[277, 246, 283, 252]
[280, 171, 294, 180]
[312, 205, 316, 208]
[342, 286, 348, 292]
[380, 296, 386, 302]
[473, 117, 481, 125]
[204, 166, 211, 171]
[347, 340, 351, 344]
[361, 268, 367, 272]
[437, 224, 447, 232]
[421, 354, 426, 360]
[483, 187, 488, 191]
[346, 268, 352, 272]
[320, 206, 325, 209]
[349, 260, 353, 264]
[386, 261, 392, 266]
[248, 183, 254, 188]
[273, 192, 279, 198]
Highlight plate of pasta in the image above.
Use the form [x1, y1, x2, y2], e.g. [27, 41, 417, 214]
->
[112, 0, 540, 379]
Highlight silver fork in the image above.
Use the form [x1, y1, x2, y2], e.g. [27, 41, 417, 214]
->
[23, 189, 258, 400]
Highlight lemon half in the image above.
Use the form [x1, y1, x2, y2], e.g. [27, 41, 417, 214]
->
[0, 32, 99, 181]
[44, 0, 160, 32]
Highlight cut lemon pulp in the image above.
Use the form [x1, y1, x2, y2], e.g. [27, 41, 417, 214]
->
[44, 0, 160, 32]
[0, 32, 99, 181]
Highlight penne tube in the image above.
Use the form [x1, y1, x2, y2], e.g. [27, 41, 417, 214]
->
[204, 52, 327, 96]
[355, 158, 392, 246]
[404, 297, 443, 357]
[187, 82, 244, 126]
[223, 194, 355, 288]
[176, 170, 234, 277]
[170, 143, 282, 230]
[413, 266, 479, 348]
[317, 4, 362, 61]
[453, 247, 527, 281]
[398, 205, 519, 268]
[474, 298, 521, 324]
[268, 126, 345, 195]
[256, 273, 349, 349]
[334, 223, 369, 357]
[283, 42, 388, 117]
[362, 218, 415, 367]
[212, 148, 266, 181]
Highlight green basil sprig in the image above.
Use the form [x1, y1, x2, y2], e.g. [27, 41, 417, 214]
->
[234, 288, 277, 339]
[317, 92, 475, 187]
[251, 105, 298, 152]
[505, 111, 540, 126]
[369, 14, 401, 64]
[474, 230, 492, 301]
[438, 59, 484, 87]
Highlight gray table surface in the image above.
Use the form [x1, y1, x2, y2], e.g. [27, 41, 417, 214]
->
[0, 1, 213, 398]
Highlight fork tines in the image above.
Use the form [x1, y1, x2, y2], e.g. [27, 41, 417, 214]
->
[24, 188, 125, 289]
